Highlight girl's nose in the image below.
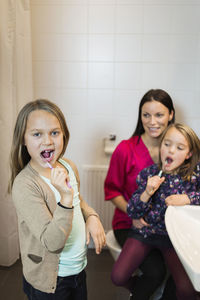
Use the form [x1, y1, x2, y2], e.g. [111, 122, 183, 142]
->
[169, 146, 175, 153]
[43, 134, 53, 145]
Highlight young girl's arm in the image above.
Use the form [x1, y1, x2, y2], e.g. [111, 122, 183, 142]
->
[165, 194, 190, 206]
[141, 175, 165, 203]
[65, 158, 106, 254]
[165, 163, 200, 206]
[127, 170, 153, 219]
[165, 187, 200, 206]
[12, 173, 74, 253]
[79, 195, 106, 254]
[127, 167, 165, 219]
[50, 166, 73, 208]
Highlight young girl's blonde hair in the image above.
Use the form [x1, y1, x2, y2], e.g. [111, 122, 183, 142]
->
[159, 123, 200, 180]
[8, 99, 70, 192]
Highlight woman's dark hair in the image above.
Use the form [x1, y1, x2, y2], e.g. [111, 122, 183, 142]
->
[132, 89, 175, 137]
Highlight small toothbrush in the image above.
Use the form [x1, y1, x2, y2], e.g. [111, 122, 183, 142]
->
[46, 162, 72, 188]
[46, 161, 53, 170]
[158, 159, 168, 177]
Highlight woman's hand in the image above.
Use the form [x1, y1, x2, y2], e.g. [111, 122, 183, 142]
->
[132, 217, 149, 229]
[86, 216, 106, 254]
[165, 194, 190, 206]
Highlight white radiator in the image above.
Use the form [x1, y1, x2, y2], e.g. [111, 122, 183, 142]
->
[81, 165, 114, 233]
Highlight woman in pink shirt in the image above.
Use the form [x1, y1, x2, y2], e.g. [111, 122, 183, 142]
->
[104, 89, 176, 300]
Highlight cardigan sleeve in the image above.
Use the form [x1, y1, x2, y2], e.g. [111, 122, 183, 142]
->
[12, 175, 74, 253]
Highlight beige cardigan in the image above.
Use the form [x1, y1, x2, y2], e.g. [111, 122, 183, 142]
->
[12, 158, 98, 293]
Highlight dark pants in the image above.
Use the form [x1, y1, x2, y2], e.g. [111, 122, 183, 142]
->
[23, 270, 87, 300]
[114, 229, 177, 300]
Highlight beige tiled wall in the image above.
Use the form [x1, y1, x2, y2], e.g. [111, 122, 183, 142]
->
[30, 0, 200, 175]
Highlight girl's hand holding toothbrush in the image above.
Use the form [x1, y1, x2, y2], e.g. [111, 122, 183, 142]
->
[141, 173, 165, 203]
[146, 175, 165, 196]
[47, 162, 73, 208]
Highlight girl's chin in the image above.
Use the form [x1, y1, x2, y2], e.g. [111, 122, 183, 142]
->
[163, 167, 177, 174]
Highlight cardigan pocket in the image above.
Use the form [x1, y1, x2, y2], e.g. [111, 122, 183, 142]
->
[27, 254, 42, 264]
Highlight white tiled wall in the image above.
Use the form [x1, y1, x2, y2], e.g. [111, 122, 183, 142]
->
[30, 0, 200, 177]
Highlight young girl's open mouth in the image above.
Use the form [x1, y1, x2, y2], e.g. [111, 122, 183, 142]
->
[165, 157, 173, 165]
[164, 157, 173, 170]
[40, 150, 54, 162]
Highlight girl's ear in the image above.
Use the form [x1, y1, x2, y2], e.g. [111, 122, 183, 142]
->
[186, 152, 192, 160]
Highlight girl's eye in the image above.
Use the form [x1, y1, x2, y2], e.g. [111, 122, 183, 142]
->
[177, 146, 184, 151]
[33, 132, 41, 137]
[51, 131, 60, 136]
[164, 142, 170, 147]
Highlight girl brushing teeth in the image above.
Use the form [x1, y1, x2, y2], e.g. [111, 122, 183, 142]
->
[111, 123, 200, 300]
[9, 99, 106, 300]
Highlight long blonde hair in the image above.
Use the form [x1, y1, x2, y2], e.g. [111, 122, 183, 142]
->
[8, 99, 69, 192]
[159, 123, 200, 180]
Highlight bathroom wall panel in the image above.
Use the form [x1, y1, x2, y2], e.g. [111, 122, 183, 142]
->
[88, 5, 115, 34]
[61, 34, 88, 61]
[61, 6, 88, 34]
[115, 35, 142, 62]
[61, 62, 87, 88]
[32, 34, 61, 61]
[87, 89, 113, 116]
[115, 62, 141, 89]
[32, 61, 61, 87]
[88, 35, 114, 62]
[88, 62, 114, 88]
[143, 6, 173, 34]
[115, 5, 143, 34]
[30, 0, 200, 173]
[142, 35, 171, 63]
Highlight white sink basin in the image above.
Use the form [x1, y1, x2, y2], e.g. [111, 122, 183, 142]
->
[165, 205, 200, 291]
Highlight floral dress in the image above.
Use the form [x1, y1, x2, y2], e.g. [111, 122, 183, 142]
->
[127, 163, 200, 247]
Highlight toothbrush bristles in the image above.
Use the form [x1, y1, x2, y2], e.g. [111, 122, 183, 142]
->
[158, 170, 163, 177]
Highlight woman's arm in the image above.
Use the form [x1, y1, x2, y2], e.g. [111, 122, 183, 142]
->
[111, 195, 128, 213]
[105, 143, 154, 228]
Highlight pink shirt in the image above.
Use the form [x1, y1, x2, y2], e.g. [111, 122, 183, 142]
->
[104, 136, 154, 230]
